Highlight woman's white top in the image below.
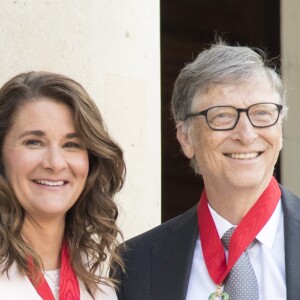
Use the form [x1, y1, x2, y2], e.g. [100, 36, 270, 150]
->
[0, 262, 117, 300]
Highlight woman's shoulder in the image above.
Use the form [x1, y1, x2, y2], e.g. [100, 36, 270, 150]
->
[79, 279, 117, 300]
[0, 262, 41, 299]
[80, 256, 117, 299]
[95, 283, 117, 300]
[0, 262, 20, 283]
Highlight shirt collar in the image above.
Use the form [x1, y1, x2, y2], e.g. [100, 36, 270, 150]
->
[209, 199, 282, 249]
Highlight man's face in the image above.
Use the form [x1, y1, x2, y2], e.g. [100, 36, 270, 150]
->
[177, 78, 283, 192]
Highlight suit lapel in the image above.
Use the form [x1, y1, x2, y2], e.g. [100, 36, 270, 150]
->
[281, 187, 300, 299]
[151, 206, 198, 300]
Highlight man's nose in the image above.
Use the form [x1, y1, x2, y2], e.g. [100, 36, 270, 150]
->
[231, 112, 258, 144]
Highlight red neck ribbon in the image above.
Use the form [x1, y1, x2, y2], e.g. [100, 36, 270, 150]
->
[197, 176, 281, 285]
[28, 240, 80, 300]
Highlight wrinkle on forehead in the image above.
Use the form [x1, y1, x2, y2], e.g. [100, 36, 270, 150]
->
[192, 77, 281, 113]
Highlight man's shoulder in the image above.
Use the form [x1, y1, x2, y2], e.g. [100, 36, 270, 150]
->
[280, 185, 300, 214]
[280, 185, 300, 200]
[124, 205, 198, 250]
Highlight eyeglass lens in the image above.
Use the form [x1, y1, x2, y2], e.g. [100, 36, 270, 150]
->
[207, 103, 280, 130]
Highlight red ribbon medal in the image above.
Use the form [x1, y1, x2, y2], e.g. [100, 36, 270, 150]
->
[28, 240, 80, 300]
[197, 176, 281, 298]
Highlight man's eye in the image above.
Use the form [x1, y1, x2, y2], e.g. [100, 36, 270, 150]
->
[213, 112, 235, 119]
[254, 110, 267, 115]
[217, 113, 232, 118]
[251, 110, 272, 117]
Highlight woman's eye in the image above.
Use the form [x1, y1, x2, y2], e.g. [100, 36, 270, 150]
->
[24, 140, 42, 146]
[64, 142, 81, 148]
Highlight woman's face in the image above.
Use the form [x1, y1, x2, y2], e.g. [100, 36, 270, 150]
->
[2, 99, 89, 220]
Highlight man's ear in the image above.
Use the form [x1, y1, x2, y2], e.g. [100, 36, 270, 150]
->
[176, 123, 195, 159]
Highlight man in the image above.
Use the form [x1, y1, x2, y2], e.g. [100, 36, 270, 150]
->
[115, 42, 300, 299]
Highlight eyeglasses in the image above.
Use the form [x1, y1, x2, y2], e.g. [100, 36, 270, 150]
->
[185, 102, 283, 131]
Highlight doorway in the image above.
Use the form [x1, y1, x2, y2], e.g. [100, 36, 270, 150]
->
[161, 0, 281, 221]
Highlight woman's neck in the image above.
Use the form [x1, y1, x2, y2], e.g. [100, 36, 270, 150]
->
[21, 216, 65, 270]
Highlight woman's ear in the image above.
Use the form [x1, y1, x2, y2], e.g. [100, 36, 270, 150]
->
[176, 123, 195, 159]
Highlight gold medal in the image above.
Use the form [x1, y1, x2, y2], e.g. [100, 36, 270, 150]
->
[208, 285, 229, 300]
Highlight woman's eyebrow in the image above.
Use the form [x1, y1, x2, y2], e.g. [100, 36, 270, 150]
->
[18, 130, 45, 139]
[65, 133, 78, 139]
[18, 131, 78, 139]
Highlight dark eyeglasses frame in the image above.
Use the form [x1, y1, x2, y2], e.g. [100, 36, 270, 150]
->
[185, 102, 283, 131]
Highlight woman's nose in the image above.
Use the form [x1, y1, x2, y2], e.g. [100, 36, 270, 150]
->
[42, 147, 67, 172]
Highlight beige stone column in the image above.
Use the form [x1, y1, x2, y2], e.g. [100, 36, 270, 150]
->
[281, 0, 300, 196]
[0, 0, 161, 239]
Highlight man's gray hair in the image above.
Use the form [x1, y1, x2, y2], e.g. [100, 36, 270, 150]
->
[171, 42, 287, 127]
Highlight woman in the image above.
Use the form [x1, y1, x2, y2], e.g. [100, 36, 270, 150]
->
[0, 71, 125, 299]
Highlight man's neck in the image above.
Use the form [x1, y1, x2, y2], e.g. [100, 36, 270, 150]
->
[204, 182, 269, 225]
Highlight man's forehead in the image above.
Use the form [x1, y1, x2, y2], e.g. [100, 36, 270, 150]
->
[193, 79, 280, 109]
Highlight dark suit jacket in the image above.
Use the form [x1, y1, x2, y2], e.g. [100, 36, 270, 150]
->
[116, 186, 300, 300]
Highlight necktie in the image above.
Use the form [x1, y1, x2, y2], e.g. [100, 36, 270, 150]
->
[221, 227, 259, 300]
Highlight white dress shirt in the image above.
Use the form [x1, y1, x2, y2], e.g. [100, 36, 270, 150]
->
[186, 200, 286, 299]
